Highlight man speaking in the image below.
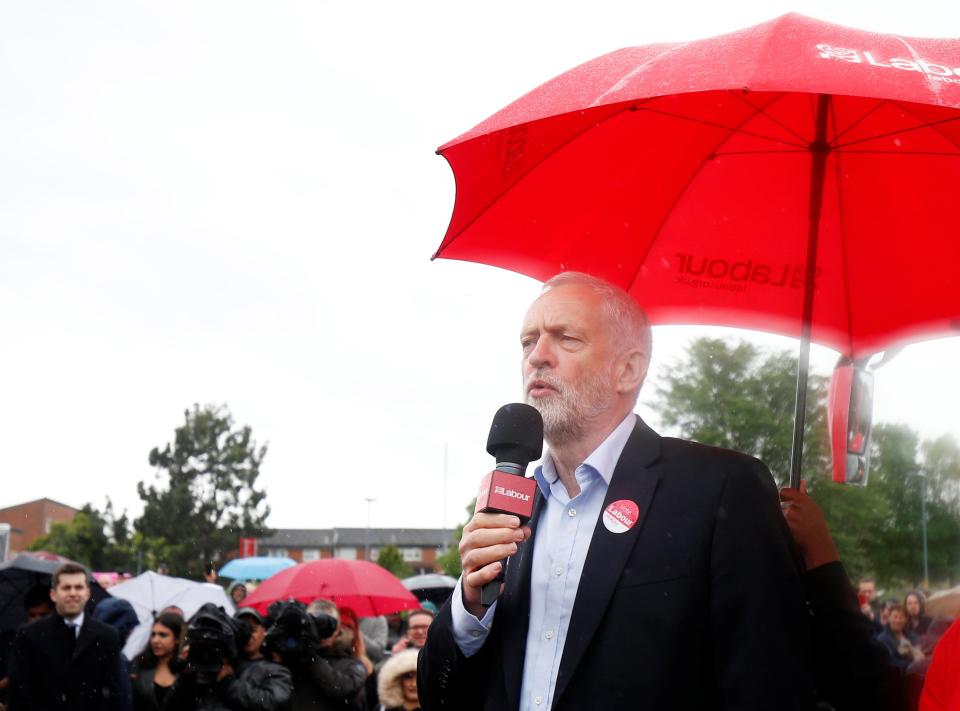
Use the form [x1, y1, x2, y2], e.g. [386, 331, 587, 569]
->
[418, 272, 817, 710]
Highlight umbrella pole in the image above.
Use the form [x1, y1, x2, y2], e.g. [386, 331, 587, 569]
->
[788, 94, 831, 490]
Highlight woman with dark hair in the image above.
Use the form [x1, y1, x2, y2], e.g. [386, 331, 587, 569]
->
[905, 590, 933, 637]
[132, 612, 184, 710]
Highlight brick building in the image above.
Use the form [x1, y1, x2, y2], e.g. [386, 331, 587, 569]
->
[258, 528, 451, 575]
[0, 498, 80, 556]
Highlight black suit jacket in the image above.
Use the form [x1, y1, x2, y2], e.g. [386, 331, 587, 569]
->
[419, 418, 818, 710]
[8, 612, 122, 711]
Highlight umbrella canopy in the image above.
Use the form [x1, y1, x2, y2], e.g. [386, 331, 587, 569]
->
[401, 574, 458, 591]
[218, 556, 296, 580]
[240, 559, 421, 618]
[433, 14, 960, 485]
[0, 553, 109, 632]
[108, 571, 234, 659]
[402, 573, 458, 605]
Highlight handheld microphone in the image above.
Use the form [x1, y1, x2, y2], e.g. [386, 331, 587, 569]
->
[476, 403, 544, 607]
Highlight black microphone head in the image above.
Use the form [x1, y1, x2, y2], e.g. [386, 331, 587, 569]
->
[486, 403, 544, 467]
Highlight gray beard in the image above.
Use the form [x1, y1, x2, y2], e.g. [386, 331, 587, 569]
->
[525, 368, 615, 447]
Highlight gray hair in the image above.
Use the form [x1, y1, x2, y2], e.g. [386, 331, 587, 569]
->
[306, 598, 339, 622]
[542, 271, 652, 362]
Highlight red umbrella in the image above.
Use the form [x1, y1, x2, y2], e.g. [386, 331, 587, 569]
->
[433, 14, 960, 486]
[239, 559, 421, 618]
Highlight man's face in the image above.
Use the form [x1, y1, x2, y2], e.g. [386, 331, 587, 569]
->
[858, 581, 876, 603]
[888, 609, 906, 633]
[26, 602, 53, 623]
[521, 285, 618, 444]
[51, 573, 90, 619]
[241, 617, 265, 657]
[406, 613, 432, 648]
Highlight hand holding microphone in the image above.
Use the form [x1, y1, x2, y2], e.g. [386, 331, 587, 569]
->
[459, 404, 543, 617]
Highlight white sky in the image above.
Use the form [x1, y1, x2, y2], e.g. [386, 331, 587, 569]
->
[2, 0, 959, 534]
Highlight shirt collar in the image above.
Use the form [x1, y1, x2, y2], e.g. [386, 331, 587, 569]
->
[63, 611, 84, 629]
[535, 412, 637, 497]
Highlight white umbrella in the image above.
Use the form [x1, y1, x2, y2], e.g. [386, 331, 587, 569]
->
[109, 571, 234, 659]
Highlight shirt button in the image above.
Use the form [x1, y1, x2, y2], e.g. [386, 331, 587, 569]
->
[545, 630, 554, 640]
[568, 508, 577, 517]
[554, 566, 563, 576]
[470, 630, 482, 638]
[535, 696, 543, 705]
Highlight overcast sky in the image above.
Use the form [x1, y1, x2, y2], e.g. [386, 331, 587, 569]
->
[2, 0, 959, 534]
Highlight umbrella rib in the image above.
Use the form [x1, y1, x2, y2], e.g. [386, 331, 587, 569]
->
[728, 90, 810, 145]
[892, 101, 960, 153]
[625, 97, 803, 292]
[712, 149, 809, 156]
[833, 150, 960, 157]
[437, 104, 638, 255]
[632, 106, 808, 149]
[830, 98, 889, 144]
[833, 114, 960, 150]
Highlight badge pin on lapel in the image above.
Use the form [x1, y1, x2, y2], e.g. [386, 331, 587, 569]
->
[603, 499, 639, 534]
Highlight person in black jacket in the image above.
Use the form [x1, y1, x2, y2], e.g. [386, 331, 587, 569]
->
[7, 562, 123, 711]
[269, 599, 366, 711]
[227, 608, 292, 711]
[131, 612, 184, 711]
[780, 482, 889, 711]
[160, 604, 240, 711]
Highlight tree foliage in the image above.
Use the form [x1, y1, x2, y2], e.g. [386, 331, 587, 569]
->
[654, 338, 829, 485]
[30, 500, 134, 571]
[654, 338, 960, 588]
[376, 544, 413, 579]
[135, 404, 271, 578]
[435, 498, 476, 577]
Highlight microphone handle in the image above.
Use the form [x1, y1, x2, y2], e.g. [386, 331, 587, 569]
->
[478, 460, 530, 608]
[481, 559, 507, 607]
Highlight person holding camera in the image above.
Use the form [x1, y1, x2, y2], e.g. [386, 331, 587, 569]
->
[226, 608, 292, 711]
[161, 604, 240, 711]
[265, 599, 366, 711]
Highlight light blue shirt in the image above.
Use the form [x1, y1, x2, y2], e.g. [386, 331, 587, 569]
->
[451, 412, 636, 711]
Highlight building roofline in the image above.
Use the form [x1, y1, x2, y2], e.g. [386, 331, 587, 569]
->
[0, 497, 80, 513]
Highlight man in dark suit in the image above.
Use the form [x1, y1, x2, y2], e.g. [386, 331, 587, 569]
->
[419, 272, 818, 710]
[8, 562, 122, 710]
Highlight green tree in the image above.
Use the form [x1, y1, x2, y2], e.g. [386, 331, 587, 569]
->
[436, 498, 476, 577]
[376, 544, 413, 578]
[653, 337, 960, 587]
[30, 500, 136, 571]
[654, 338, 830, 485]
[135, 404, 271, 578]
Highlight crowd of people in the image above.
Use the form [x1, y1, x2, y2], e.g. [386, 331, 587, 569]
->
[0, 562, 434, 710]
[4, 272, 960, 711]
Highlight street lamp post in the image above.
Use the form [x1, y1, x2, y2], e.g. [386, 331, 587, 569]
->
[365, 497, 376, 562]
[911, 468, 930, 589]
[920, 471, 929, 589]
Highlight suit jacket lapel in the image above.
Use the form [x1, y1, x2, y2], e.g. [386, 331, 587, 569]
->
[501, 485, 545, 711]
[552, 418, 662, 707]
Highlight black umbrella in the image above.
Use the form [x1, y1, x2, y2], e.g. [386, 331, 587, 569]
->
[0, 553, 109, 632]
[401, 574, 457, 606]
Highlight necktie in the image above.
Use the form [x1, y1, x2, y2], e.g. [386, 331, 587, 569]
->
[64, 622, 77, 658]
[66, 622, 79, 638]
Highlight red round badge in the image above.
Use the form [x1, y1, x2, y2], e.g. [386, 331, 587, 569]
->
[602, 499, 639, 534]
